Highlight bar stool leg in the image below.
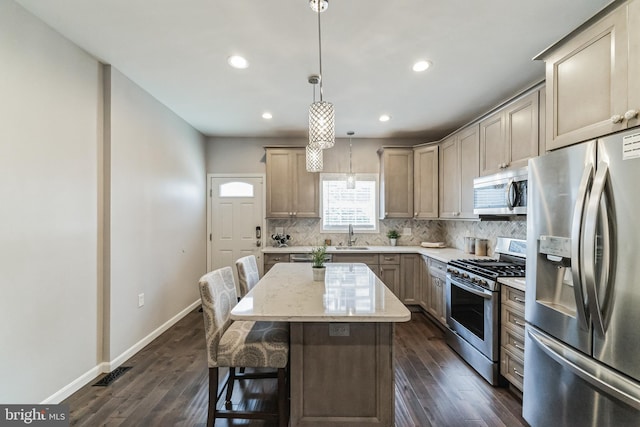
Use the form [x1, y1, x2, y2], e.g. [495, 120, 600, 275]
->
[278, 367, 287, 427]
[224, 367, 236, 409]
[207, 367, 217, 427]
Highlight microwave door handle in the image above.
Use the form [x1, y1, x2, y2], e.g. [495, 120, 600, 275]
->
[505, 179, 515, 210]
[584, 162, 613, 337]
[571, 164, 593, 331]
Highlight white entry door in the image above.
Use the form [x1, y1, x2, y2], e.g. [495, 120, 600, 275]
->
[209, 175, 265, 288]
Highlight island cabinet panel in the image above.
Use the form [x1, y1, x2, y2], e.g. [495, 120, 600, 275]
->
[290, 322, 394, 427]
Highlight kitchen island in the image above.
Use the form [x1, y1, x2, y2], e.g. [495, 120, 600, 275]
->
[231, 262, 411, 427]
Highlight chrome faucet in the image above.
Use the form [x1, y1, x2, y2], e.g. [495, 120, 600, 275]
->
[347, 224, 356, 246]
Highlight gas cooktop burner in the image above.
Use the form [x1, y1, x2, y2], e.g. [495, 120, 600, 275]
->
[448, 258, 526, 279]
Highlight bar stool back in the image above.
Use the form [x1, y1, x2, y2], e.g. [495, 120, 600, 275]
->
[198, 266, 289, 427]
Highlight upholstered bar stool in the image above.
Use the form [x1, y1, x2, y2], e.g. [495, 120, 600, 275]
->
[235, 255, 260, 298]
[198, 266, 289, 427]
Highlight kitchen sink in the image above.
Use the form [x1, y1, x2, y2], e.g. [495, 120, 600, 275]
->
[333, 246, 369, 250]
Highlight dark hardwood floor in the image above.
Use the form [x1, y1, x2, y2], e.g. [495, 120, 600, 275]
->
[64, 309, 528, 426]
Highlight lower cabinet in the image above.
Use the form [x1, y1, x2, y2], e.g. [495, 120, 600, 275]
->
[263, 251, 442, 310]
[420, 256, 447, 326]
[400, 254, 421, 305]
[500, 285, 526, 391]
[264, 253, 290, 274]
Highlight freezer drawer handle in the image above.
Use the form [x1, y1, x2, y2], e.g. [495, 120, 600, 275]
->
[527, 327, 640, 410]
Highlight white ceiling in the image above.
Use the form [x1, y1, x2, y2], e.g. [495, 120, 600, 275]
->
[15, 0, 611, 141]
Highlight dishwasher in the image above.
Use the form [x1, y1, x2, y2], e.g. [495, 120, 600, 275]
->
[290, 253, 333, 263]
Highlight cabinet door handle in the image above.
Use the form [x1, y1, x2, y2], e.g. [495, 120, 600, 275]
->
[514, 320, 526, 327]
[513, 368, 524, 378]
[514, 297, 525, 304]
[514, 343, 525, 351]
[611, 114, 624, 124]
[624, 109, 639, 121]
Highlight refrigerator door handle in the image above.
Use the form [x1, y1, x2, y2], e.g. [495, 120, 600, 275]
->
[570, 164, 593, 330]
[527, 326, 640, 410]
[584, 162, 614, 337]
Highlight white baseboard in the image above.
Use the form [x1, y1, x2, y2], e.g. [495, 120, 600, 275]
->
[41, 299, 201, 404]
[107, 299, 201, 371]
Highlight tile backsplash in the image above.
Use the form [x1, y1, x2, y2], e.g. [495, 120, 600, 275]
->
[267, 217, 526, 257]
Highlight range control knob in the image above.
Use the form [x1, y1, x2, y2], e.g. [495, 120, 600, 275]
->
[462, 273, 469, 279]
[479, 280, 488, 287]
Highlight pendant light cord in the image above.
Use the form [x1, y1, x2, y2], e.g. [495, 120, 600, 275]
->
[349, 136, 353, 173]
[317, 4, 323, 102]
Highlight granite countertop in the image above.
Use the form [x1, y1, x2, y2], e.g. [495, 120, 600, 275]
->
[230, 263, 411, 322]
[498, 277, 526, 292]
[263, 245, 492, 263]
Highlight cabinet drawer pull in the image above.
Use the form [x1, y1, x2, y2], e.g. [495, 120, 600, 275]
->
[514, 320, 525, 327]
[384, 257, 394, 261]
[611, 114, 624, 124]
[273, 257, 281, 261]
[514, 297, 525, 304]
[513, 368, 524, 378]
[514, 343, 525, 351]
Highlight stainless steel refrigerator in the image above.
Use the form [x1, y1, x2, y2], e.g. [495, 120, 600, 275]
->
[524, 129, 640, 426]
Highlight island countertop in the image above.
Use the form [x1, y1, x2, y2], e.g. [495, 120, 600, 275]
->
[230, 262, 411, 323]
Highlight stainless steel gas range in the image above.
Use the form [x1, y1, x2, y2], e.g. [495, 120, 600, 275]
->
[445, 237, 526, 385]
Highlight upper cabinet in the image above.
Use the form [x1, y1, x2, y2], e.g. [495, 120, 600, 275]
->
[540, 0, 640, 150]
[379, 147, 414, 218]
[265, 148, 319, 218]
[479, 90, 540, 175]
[439, 125, 479, 219]
[413, 145, 439, 219]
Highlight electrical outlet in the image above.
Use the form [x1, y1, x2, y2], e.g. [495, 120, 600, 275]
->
[329, 323, 350, 337]
[138, 293, 144, 308]
[403, 227, 411, 235]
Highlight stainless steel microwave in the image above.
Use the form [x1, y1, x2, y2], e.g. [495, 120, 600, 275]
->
[473, 167, 528, 216]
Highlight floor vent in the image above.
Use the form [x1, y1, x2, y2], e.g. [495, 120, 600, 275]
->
[92, 366, 132, 387]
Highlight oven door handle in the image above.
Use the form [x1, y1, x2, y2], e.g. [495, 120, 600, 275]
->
[449, 278, 493, 299]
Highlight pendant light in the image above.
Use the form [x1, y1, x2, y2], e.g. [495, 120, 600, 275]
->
[306, 75, 324, 172]
[308, 0, 335, 149]
[346, 131, 356, 189]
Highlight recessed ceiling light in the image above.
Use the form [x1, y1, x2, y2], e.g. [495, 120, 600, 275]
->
[262, 112, 273, 120]
[379, 114, 391, 122]
[227, 55, 249, 69]
[413, 60, 432, 72]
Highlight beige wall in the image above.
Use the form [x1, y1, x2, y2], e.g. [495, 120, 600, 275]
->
[0, 1, 207, 403]
[107, 67, 206, 361]
[206, 136, 425, 174]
